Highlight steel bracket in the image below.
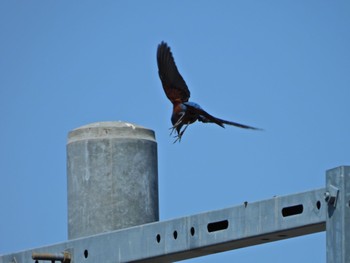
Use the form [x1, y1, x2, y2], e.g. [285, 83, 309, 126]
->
[324, 184, 339, 207]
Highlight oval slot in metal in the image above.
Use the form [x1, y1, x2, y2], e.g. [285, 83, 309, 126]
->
[207, 220, 229, 232]
[281, 204, 303, 217]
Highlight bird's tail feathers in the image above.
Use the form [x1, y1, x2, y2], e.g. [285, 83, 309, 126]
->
[198, 110, 262, 130]
[184, 102, 262, 130]
[198, 115, 225, 128]
[217, 118, 262, 130]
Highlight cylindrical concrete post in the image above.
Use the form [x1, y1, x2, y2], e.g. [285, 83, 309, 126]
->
[67, 121, 158, 240]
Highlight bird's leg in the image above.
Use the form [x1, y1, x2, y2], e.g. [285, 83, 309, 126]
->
[169, 113, 185, 136]
[179, 123, 189, 137]
[171, 126, 182, 143]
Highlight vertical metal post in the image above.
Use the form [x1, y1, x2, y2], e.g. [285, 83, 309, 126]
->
[67, 122, 159, 240]
[326, 166, 350, 263]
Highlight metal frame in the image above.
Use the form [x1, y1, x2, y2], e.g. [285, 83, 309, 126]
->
[326, 166, 350, 263]
[1, 166, 348, 263]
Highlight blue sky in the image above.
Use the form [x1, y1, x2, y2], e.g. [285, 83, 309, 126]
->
[1, 1, 349, 262]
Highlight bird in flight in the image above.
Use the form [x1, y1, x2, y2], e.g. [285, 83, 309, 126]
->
[156, 41, 261, 143]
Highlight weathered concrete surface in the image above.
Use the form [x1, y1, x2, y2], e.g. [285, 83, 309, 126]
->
[67, 121, 158, 239]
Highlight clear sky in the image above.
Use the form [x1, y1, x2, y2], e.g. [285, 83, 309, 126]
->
[1, 1, 349, 262]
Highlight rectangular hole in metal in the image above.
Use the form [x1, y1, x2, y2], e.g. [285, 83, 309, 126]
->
[281, 204, 303, 217]
[207, 220, 229, 233]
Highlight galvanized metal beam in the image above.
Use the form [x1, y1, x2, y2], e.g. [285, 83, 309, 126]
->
[326, 166, 350, 263]
[0, 188, 326, 263]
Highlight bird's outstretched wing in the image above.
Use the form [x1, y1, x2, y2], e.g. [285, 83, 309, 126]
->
[157, 41, 190, 104]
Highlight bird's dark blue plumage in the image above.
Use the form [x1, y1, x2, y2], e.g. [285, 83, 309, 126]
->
[157, 41, 261, 143]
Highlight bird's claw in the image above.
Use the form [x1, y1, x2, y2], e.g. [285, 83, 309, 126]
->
[170, 124, 188, 143]
[173, 136, 181, 144]
[169, 126, 176, 136]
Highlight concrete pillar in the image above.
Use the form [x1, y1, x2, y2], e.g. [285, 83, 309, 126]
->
[67, 121, 158, 240]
